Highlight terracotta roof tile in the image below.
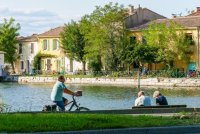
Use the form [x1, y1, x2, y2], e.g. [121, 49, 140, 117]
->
[19, 34, 38, 42]
[38, 26, 64, 37]
[130, 16, 200, 31]
[188, 11, 200, 16]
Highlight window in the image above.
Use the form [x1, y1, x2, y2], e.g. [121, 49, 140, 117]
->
[142, 36, 147, 45]
[41, 60, 45, 69]
[31, 43, 34, 53]
[20, 61, 24, 70]
[43, 40, 48, 50]
[52, 39, 59, 50]
[19, 43, 22, 54]
[130, 36, 136, 44]
[185, 33, 194, 45]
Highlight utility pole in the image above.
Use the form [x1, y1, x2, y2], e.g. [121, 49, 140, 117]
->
[138, 67, 140, 89]
[198, 26, 200, 71]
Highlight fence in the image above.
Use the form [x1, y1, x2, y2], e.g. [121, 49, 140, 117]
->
[18, 69, 200, 79]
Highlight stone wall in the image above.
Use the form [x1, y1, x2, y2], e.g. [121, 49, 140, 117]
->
[17, 76, 200, 87]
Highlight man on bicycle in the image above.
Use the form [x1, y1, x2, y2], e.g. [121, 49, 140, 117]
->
[51, 75, 79, 111]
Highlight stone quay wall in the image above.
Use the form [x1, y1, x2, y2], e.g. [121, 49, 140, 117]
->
[16, 76, 200, 87]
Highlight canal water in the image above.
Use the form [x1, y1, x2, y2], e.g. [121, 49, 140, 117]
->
[0, 82, 200, 112]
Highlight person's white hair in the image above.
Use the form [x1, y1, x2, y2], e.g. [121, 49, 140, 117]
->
[153, 91, 160, 98]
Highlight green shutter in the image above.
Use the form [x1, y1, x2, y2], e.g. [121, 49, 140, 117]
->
[43, 40, 45, 50]
[48, 40, 50, 51]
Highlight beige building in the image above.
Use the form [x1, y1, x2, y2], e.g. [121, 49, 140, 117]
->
[125, 5, 166, 29]
[129, 7, 200, 72]
[38, 26, 83, 74]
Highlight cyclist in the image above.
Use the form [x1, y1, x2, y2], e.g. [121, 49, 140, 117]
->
[51, 75, 79, 111]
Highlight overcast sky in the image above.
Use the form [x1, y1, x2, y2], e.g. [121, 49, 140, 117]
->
[0, 0, 200, 36]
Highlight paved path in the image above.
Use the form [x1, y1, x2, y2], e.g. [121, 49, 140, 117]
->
[11, 125, 200, 134]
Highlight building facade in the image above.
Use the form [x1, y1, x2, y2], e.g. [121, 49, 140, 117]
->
[15, 34, 38, 74]
[0, 51, 5, 76]
[129, 11, 200, 72]
[38, 26, 83, 74]
[125, 5, 166, 29]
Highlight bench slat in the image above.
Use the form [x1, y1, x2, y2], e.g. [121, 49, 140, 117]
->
[132, 105, 187, 109]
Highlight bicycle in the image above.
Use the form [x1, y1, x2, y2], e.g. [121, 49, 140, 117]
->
[0, 104, 12, 113]
[42, 92, 90, 112]
[66, 95, 90, 111]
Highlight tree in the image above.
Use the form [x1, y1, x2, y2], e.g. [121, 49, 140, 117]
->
[143, 21, 191, 68]
[0, 18, 20, 73]
[132, 44, 158, 64]
[61, 21, 86, 73]
[81, 2, 129, 71]
[120, 41, 158, 71]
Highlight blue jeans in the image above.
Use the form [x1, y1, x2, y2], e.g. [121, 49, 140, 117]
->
[54, 97, 66, 111]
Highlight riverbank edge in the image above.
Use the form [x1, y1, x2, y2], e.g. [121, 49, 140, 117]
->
[3, 76, 200, 87]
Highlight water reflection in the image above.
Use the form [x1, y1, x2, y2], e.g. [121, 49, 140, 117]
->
[0, 83, 200, 112]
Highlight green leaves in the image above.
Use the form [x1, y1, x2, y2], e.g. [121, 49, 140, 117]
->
[143, 21, 191, 67]
[81, 3, 128, 71]
[61, 20, 86, 72]
[60, 3, 129, 72]
[0, 18, 20, 73]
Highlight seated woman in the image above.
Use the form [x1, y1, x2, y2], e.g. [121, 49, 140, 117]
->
[153, 91, 168, 105]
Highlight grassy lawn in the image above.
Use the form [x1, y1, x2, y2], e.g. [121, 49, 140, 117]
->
[0, 113, 199, 133]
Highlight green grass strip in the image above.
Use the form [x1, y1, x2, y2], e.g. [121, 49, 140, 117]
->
[0, 113, 199, 133]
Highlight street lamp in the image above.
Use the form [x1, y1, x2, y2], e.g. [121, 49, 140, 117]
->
[197, 26, 200, 70]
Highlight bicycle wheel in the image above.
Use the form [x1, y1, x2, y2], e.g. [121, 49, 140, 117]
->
[76, 107, 90, 111]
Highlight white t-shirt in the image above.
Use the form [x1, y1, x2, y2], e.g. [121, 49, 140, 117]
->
[135, 95, 151, 106]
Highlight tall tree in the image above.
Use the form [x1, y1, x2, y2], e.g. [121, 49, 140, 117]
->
[82, 3, 129, 71]
[0, 18, 20, 73]
[143, 21, 191, 68]
[61, 21, 86, 73]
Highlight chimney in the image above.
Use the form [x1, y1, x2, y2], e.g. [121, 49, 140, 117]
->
[197, 7, 200, 12]
[128, 5, 134, 14]
[172, 14, 177, 18]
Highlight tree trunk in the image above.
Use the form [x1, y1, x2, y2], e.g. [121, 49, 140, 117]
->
[82, 61, 86, 75]
[11, 61, 16, 74]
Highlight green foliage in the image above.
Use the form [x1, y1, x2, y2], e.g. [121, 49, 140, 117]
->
[0, 18, 20, 73]
[133, 44, 158, 63]
[33, 53, 55, 70]
[88, 55, 102, 76]
[61, 21, 86, 72]
[143, 21, 191, 68]
[81, 2, 129, 71]
[121, 42, 158, 66]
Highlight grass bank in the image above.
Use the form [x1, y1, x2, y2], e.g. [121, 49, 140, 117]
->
[0, 113, 199, 133]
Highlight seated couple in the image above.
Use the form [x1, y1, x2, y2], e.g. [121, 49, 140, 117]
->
[134, 91, 168, 106]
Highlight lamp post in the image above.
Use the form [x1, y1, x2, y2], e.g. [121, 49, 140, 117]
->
[197, 26, 200, 71]
[138, 67, 141, 89]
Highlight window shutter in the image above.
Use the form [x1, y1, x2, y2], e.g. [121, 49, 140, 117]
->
[43, 40, 45, 50]
[48, 40, 50, 51]
[57, 40, 59, 50]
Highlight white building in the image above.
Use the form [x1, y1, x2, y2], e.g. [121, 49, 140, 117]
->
[16, 34, 38, 74]
[0, 51, 5, 76]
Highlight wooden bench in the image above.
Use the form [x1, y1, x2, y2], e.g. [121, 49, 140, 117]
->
[132, 105, 187, 109]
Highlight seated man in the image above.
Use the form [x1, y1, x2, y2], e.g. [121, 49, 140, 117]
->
[135, 91, 151, 106]
[153, 91, 168, 105]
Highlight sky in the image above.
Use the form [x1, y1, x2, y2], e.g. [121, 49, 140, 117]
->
[0, 0, 200, 36]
